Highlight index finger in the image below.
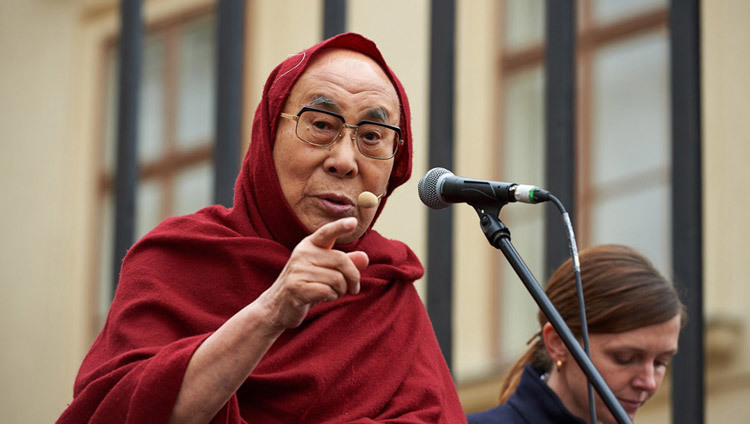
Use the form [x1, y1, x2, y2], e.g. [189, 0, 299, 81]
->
[308, 217, 359, 249]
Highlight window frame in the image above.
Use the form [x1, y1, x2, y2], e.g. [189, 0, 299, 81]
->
[91, 5, 216, 332]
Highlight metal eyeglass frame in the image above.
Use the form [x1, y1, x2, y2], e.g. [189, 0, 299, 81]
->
[279, 106, 404, 160]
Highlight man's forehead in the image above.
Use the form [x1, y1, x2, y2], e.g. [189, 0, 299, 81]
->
[299, 49, 393, 90]
[307, 47, 376, 68]
[284, 48, 400, 123]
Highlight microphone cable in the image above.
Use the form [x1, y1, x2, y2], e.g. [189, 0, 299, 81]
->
[548, 193, 596, 424]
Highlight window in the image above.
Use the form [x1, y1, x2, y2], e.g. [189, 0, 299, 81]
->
[95, 12, 216, 326]
[493, 0, 670, 371]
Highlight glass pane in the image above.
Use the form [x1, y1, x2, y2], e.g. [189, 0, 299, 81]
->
[138, 34, 166, 163]
[592, 0, 667, 25]
[497, 211, 545, 359]
[504, 0, 545, 51]
[176, 15, 216, 149]
[591, 30, 669, 187]
[589, 30, 671, 277]
[135, 179, 163, 240]
[498, 65, 546, 358]
[174, 162, 213, 217]
[103, 50, 118, 172]
[502, 67, 545, 187]
[590, 182, 671, 276]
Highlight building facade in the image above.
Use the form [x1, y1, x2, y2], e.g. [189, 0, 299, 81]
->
[0, 0, 748, 422]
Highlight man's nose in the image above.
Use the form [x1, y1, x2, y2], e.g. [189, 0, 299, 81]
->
[324, 127, 359, 176]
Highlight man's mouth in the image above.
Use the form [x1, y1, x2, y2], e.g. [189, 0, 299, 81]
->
[317, 193, 355, 214]
[324, 195, 351, 205]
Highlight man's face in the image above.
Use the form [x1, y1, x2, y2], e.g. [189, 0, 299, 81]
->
[552, 314, 681, 424]
[273, 49, 399, 244]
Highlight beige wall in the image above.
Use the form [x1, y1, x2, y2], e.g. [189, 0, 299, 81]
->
[452, 0, 503, 382]
[1, 0, 749, 422]
[702, 0, 750, 421]
[0, 1, 93, 422]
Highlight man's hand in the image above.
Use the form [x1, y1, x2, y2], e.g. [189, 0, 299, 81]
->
[255, 217, 369, 331]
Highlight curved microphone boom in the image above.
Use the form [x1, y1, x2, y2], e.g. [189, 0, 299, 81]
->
[417, 167, 550, 209]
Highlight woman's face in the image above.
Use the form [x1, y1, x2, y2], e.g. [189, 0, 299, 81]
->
[546, 314, 681, 424]
[273, 49, 398, 244]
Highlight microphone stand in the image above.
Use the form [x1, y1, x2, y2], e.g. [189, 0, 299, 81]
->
[473, 204, 633, 424]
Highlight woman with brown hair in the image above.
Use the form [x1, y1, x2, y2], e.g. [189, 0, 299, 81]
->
[468, 244, 686, 424]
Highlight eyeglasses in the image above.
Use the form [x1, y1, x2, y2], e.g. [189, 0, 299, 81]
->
[280, 106, 403, 160]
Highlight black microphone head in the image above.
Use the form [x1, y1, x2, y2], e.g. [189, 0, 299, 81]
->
[418, 167, 452, 209]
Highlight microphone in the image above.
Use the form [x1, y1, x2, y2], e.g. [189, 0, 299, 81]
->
[357, 191, 384, 208]
[417, 167, 550, 209]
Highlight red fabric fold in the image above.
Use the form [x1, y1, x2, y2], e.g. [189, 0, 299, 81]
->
[58, 33, 465, 423]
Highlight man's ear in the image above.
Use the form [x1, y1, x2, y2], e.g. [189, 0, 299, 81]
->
[542, 322, 569, 362]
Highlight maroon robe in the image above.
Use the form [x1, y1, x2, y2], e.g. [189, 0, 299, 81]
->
[58, 32, 466, 423]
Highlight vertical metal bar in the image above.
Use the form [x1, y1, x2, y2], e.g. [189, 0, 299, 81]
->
[427, 0, 456, 372]
[669, 0, 704, 423]
[544, 0, 576, 279]
[214, 0, 246, 207]
[323, 0, 346, 39]
[112, 0, 143, 294]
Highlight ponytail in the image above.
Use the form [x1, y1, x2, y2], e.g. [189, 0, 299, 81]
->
[497, 338, 551, 403]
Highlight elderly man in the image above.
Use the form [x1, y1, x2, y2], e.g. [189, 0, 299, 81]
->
[58, 33, 466, 423]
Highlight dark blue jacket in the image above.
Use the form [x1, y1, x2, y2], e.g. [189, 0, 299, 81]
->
[467, 365, 586, 424]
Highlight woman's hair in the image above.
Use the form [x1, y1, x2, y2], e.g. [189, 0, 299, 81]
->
[497, 244, 686, 403]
